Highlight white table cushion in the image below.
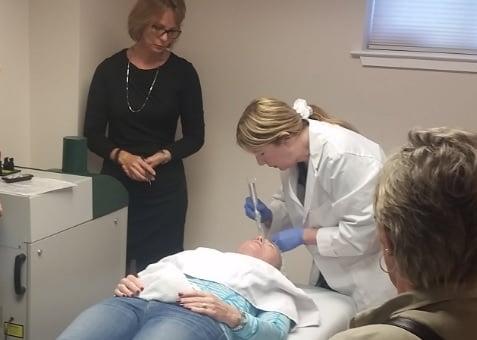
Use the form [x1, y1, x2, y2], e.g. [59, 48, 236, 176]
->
[288, 285, 356, 340]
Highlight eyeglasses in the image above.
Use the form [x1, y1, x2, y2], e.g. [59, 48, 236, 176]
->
[150, 24, 182, 39]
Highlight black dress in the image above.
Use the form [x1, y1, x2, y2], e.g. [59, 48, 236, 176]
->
[84, 49, 204, 272]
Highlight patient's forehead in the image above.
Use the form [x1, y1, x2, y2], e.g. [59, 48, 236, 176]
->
[237, 238, 282, 269]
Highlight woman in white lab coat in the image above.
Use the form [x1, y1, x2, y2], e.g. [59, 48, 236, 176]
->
[236, 97, 395, 311]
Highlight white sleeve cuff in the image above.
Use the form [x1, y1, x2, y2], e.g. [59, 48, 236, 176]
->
[316, 227, 339, 257]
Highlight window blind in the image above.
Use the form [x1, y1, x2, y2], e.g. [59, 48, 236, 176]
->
[368, 0, 477, 55]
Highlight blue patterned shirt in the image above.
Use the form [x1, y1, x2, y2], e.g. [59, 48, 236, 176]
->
[188, 276, 292, 340]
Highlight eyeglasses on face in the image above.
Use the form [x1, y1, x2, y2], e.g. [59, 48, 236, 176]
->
[150, 24, 182, 39]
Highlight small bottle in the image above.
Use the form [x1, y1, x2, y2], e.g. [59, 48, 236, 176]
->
[3, 157, 10, 170]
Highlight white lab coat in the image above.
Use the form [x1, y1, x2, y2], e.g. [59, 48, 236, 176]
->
[269, 120, 395, 311]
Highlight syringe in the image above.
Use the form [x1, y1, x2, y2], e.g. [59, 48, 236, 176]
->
[248, 179, 266, 237]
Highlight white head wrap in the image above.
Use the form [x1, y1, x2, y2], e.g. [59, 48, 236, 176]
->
[292, 98, 312, 119]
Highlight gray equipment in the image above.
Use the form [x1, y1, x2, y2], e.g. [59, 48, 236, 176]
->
[0, 169, 128, 339]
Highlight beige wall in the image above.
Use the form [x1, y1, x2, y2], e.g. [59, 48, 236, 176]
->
[176, 0, 477, 283]
[78, 0, 135, 170]
[1, 0, 475, 282]
[29, 0, 81, 168]
[0, 0, 30, 164]
[0, 0, 132, 169]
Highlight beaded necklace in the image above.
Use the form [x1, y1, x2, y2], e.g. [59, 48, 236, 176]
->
[126, 61, 159, 113]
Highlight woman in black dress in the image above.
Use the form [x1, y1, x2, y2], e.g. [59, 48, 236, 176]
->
[84, 0, 204, 272]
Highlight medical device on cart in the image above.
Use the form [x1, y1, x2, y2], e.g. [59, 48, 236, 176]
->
[0, 137, 128, 339]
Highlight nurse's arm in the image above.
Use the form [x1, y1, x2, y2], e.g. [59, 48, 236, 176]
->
[303, 228, 319, 245]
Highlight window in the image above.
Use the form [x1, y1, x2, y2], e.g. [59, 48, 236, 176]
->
[368, 0, 477, 54]
[352, 0, 477, 72]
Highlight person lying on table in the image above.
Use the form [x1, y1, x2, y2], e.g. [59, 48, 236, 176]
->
[58, 236, 319, 340]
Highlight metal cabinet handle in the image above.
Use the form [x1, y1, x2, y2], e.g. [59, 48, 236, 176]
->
[14, 253, 26, 295]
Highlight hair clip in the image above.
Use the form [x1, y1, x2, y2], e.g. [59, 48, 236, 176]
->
[292, 98, 312, 119]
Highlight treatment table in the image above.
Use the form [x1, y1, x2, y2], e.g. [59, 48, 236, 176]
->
[289, 284, 356, 339]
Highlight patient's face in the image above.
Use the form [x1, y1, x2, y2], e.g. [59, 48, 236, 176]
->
[237, 236, 282, 269]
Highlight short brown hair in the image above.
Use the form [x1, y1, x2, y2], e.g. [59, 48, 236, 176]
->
[128, 0, 186, 41]
[375, 127, 477, 289]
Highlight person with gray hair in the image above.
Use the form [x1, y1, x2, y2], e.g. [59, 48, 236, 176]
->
[330, 127, 477, 339]
[57, 236, 321, 340]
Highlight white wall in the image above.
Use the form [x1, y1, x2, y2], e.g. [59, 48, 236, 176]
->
[1, 0, 476, 282]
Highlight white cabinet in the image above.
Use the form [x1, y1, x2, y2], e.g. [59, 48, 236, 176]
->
[0, 170, 127, 339]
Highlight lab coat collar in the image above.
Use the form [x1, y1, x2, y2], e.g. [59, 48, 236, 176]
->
[282, 120, 326, 225]
[303, 120, 327, 223]
[283, 166, 305, 220]
[307, 120, 328, 174]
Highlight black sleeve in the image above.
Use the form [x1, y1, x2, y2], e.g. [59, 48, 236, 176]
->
[164, 62, 205, 161]
[83, 62, 117, 160]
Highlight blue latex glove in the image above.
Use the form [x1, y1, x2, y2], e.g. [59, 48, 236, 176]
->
[271, 228, 305, 252]
[244, 197, 273, 223]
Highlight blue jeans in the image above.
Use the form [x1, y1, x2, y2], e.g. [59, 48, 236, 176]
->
[57, 297, 227, 340]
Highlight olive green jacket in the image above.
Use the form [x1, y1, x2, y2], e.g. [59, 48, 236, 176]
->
[329, 286, 477, 340]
